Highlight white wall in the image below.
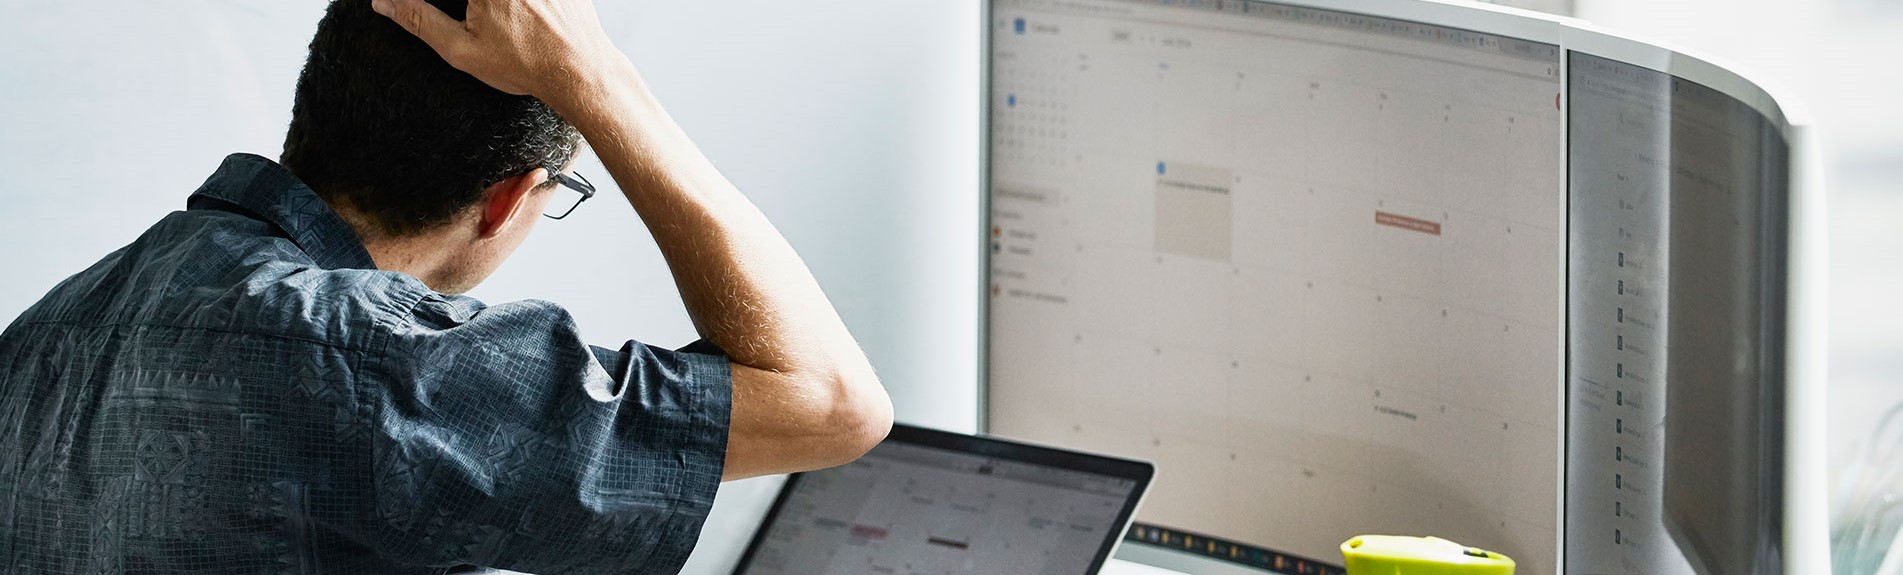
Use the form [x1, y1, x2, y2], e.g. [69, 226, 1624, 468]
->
[0, 2, 981, 573]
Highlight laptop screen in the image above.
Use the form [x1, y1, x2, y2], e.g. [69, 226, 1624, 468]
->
[733, 425, 1152, 575]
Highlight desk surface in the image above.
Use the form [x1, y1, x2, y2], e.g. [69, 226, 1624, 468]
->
[1102, 558, 1195, 575]
[1105, 541, 1305, 575]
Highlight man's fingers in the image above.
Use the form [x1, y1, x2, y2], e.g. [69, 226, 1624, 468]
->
[372, 0, 470, 56]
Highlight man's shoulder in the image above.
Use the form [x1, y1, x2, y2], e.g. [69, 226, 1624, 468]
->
[9, 209, 437, 352]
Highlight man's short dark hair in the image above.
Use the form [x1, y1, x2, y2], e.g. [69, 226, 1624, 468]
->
[281, 0, 582, 237]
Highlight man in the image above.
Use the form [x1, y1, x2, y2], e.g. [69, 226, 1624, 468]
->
[0, 0, 892, 572]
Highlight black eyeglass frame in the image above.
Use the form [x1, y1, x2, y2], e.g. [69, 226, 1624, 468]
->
[545, 172, 597, 220]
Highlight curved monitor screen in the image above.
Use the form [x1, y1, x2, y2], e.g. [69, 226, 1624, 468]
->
[986, 1, 1797, 574]
[986, 0, 1565, 572]
[1564, 52, 1789, 575]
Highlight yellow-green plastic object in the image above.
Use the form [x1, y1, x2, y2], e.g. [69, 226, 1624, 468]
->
[1340, 535, 1515, 575]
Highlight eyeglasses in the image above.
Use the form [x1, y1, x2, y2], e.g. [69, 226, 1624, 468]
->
[544, 171, 596, 220]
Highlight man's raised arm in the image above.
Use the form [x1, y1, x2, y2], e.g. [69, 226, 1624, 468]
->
[372, 0, 894, 480]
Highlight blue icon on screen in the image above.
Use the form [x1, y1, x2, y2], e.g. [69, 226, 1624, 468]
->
[1157, 162, 1168, 175]
[1008, 94, 1017, 108]
[1014, 18, 1026, 35]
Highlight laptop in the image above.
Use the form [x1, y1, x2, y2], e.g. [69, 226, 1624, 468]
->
[731, 424, 1155, 575]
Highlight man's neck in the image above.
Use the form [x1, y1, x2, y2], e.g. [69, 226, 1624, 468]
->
[327, 201, 474, 293]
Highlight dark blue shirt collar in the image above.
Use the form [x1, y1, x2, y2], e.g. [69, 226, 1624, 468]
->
[187, 153, 377, 271]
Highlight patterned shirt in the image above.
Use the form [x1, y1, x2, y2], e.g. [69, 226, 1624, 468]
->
[0, 154, 732, 574]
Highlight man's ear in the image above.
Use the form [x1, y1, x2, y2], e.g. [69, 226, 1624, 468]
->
[478, 169, 550, 239]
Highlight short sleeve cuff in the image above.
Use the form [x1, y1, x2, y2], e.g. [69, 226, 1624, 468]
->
[588, 339, 732, 574]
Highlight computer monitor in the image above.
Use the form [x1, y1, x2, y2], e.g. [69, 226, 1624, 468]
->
[986, 0, 1564, 571]
[1563, 50, 1797, 575]
[982, 0, 1828, 574]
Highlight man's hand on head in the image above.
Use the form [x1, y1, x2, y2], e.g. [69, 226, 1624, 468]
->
[378, 0, 893, 481]
[371, 0, 623, 110]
